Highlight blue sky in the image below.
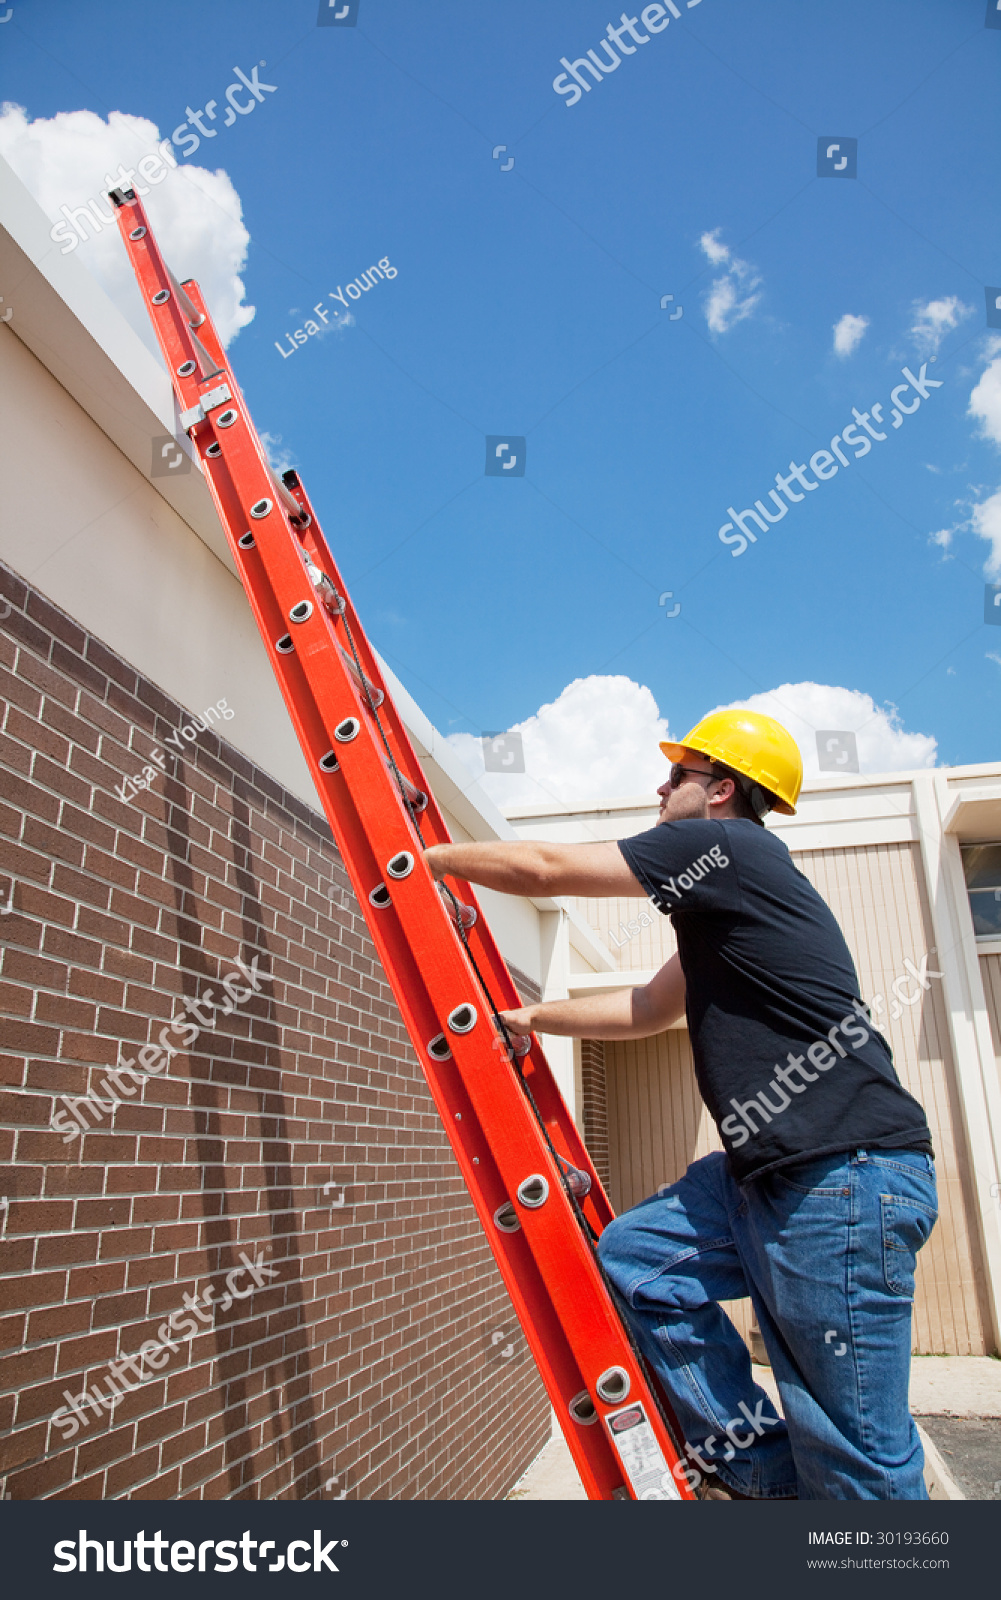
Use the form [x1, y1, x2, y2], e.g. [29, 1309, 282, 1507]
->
[3, 0, 1000, 799]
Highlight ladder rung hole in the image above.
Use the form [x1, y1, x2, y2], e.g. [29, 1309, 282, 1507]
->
[205, 442, 222, 457]
[289, 600, 313, 623]
[238, 532, 255, 549]
[427, 1033, 452, 1062]
[177, 360, 197, 377]
[387, 852, 414, 880]
[151, 288, 170, 304]
[368, 883, 391, 909]
[216, 408, 238, 428]
[250, 498, 273, 519]
[275, 635, 294, 654]
[516, 1174, 548, 1209]
[568, 1391, 597, 1427]
[334, 718, 360, 743]
[318, 750, 339, 772]
[595, 1366, 631, 1405]
[447, 1004, 477, 1034]
[129, 226, 146, 241]
[493, 1202, 520, 1235]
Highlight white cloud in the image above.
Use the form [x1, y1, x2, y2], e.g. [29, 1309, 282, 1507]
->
[260, 431, 296, 474]
[909, 295, 972, 357]
[0, 103, 254, 352]
[698, 228, 762, 335]
[699, 228, 730, 267]
[969, 350, 1001, 448]
[709, 683, 937, 779]
[832, 313, 868, 358]
[970, 488, 1001, 578]
[959, 343, 1001, 576]
[443, 675, 937, 812]
[928, 526, 955, 552]
[988, 652, 1001, 668]
[445, 676, 671, 810]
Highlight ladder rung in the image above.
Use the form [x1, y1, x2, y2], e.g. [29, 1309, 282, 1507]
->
[438, 882, 477, 930]
[388, 762, 428, 813]
[272, 470, 310, 524]
[166, 267, 206, 329]
[339, 644, 384, 708]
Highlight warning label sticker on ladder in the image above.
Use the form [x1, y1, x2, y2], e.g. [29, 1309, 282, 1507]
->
[604, 1402, 682, 1501]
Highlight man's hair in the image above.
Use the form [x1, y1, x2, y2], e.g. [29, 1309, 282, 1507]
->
[710, 761, 773, 826]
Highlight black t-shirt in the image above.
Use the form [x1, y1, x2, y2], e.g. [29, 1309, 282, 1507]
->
[618, 818, 933, 1182]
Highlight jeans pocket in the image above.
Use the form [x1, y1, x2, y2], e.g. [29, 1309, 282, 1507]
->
[881, 1194, 938, 1297]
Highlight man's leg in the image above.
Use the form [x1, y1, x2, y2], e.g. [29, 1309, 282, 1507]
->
[734, 1148, 938, 1500]
[597, 1151, 797, 1498]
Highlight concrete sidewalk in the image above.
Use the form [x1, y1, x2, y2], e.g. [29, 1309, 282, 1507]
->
[507, 1356, 1001, 1501]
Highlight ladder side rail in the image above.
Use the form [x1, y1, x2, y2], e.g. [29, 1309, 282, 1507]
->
[111, 193, 692, 1500]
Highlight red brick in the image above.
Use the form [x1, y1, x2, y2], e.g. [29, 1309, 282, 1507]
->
[0, 587, 548, 1506]
[6, 1449, 77, 1500]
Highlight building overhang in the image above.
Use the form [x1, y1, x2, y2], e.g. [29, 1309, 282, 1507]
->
[941, 787, 1001, 843]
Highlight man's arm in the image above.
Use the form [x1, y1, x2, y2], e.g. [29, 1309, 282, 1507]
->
[498, 953, 685, 1042]
[423, 838, 645, 898]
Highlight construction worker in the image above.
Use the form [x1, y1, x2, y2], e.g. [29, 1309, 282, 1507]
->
[423, 709, 937, 1500]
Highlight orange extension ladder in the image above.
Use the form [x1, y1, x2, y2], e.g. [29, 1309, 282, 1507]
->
[111, 186, 693, 1502]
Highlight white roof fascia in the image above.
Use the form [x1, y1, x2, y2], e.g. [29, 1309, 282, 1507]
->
[941, 786, 1001, 839]
[0, 154, 234, 576]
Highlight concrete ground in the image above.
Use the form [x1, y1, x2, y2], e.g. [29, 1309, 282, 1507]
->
[506, 1356, 1001, 1501]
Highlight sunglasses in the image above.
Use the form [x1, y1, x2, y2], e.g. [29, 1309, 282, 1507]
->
[668, 762, 723, 789]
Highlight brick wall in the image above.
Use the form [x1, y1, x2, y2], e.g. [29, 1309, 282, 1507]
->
[579, 1040, 609, 1190]
[0, 560, 548, 1500]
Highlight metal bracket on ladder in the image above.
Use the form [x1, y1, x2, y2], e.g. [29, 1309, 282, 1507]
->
[179, 382, 233, 432]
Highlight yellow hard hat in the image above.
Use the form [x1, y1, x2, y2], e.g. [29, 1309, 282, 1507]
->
[660, 709, 802, 816]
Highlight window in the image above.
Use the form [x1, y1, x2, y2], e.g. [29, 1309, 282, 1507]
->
[961, 843, 1001, 938]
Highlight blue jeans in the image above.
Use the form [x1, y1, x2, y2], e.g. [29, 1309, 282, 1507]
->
[597, 1147, 938, 1500]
